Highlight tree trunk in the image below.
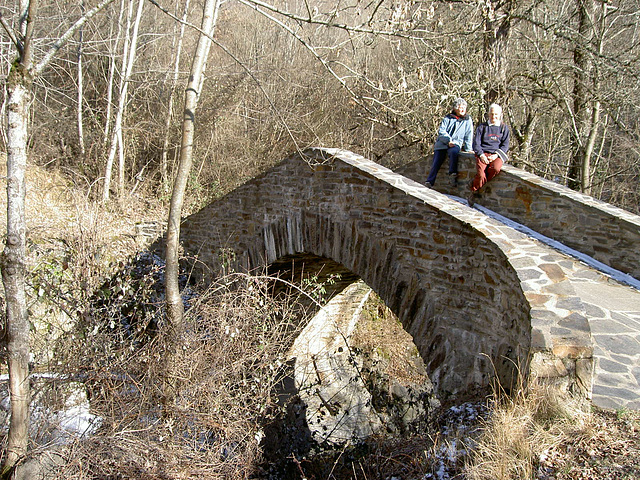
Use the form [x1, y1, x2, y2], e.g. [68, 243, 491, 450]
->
[165, 0, 221, 331]
[520, 114, 538, 166]
[102, 0, 125, 147]
[77, 2, 86, 159]
[161, 0, 192, 193]
[103, 0, 132, 201]
[1, 1, 36, 471]
[103, 0, 143, 201]
[580, 1, 607, 195]
[482, 0, 513, 106]
[568, 0, 594, 190]
[581, 98, 601, 194]
[1, 61, 32, 477]
[2, 1, 115, 471]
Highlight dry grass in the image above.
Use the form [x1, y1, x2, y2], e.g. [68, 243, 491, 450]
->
[352, 292, 428, 385]
[47, 270, 309, 479]
[0, 163, 303, 478]
[465, 381, 640, 480]
[0, 162, 167, 368]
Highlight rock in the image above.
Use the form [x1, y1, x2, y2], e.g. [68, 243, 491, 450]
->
[12, 450, 66, 480]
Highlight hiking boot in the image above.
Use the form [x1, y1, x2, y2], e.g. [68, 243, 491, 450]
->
[449, 173, 458, 187]
[467, 190, 476, 207]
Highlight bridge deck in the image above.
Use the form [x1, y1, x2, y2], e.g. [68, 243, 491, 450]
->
[568, 281, 640, 410]
[467, 198, 640, 410]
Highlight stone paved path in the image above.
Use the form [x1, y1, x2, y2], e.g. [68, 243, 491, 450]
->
[572, 281, 640, 410]
[470, 200, 640, 411]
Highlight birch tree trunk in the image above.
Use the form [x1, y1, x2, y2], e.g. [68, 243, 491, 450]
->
[103, 0, 132, 200]
[102, 0, 125, 147]
[1, 1, 115, 471]
[2, 59, 32, 478]
[161, 0, 191, 193]
[1, 1, 36, 471]
[103, 0, 143, 201]
[165, 0, 221, 331]
[77, 2, 86, 159]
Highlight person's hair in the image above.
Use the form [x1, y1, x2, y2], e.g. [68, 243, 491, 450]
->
[488, 103, 503, 116]
[453, 97, 467, 110]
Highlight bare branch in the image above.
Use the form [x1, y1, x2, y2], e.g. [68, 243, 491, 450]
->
[21, 0, 39, 68]
[145, 0, 303, 153]
[0, 11, 22, 54]
[366, 0, 385, 27]
[32, 0, 117, 76]
[237, 0, 415, 139]
[241, 0, 435, 40]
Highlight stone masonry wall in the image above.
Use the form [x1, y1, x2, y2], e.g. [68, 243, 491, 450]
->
[399, 154, 640, 280]
[180, 148, 594, 400]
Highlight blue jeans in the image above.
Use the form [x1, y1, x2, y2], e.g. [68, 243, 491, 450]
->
[426, 145, 460, 185]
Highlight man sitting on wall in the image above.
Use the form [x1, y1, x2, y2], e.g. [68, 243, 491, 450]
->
[468, 103, 510, 206]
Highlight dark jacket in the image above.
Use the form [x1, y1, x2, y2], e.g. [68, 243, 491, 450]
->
[472, 122, 510, 156]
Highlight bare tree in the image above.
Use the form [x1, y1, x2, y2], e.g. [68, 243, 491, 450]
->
[76, 0, 87, 160]
[506, 0, 640, 203]
[165, 0, 221, 330]
[160, 0, 192, 193]
[0, 0, 115, 471]
[102, 0, 144, 201]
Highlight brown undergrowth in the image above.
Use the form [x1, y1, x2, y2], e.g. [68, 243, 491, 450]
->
[466, 382, 640, 480]
[48, 271, 310, 480]
[2, 164, 639, 479]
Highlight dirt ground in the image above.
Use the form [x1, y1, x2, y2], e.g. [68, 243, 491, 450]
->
[536, 407, 640, 480]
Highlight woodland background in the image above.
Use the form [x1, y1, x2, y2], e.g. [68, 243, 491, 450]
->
[1, 0, 640, 478]
[2, 0, 639, 213]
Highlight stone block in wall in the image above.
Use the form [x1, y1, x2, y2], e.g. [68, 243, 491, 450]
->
[529, 351, 593, 398]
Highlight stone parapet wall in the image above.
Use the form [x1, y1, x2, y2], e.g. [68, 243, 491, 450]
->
[399, 154, 640, 280]
[180, 148, 594, 400]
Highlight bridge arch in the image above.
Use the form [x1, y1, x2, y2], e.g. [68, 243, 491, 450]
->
[254, 210, 529, 397]
[180, 148, 591, 401]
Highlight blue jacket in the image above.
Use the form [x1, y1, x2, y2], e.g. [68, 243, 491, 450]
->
[434, 113, 474, 151]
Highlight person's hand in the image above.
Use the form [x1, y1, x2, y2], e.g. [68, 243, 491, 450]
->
[480, 154, 490, 164]
[448, 142, 456, 147]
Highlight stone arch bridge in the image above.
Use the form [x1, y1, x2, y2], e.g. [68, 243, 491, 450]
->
[179, 148, 640, 409]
